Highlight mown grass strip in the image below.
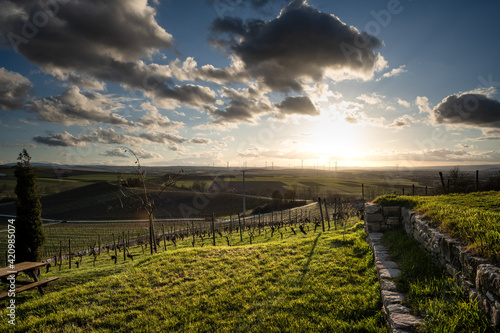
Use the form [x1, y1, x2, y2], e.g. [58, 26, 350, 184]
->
[382, 229, 496, 333]
[374, 191, 500, 263]
[1, 223, 385, 332]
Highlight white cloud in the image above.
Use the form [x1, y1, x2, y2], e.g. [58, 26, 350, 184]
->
[397, 99, 411, 108]
[376, 65, 407, 81]
[356, 93, 385, 105]
[416, 96, 431, 114]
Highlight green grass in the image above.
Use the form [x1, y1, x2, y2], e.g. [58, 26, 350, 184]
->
[0, 222, 385, 332]
[374, 191, 500, 263]
[381, 229, 496, 333]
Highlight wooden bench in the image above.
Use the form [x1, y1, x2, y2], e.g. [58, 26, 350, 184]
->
[0, 276, 59, 300]
[0, 262, 59, 300]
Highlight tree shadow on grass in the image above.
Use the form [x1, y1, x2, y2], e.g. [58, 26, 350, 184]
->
[298, 233, 321, 286]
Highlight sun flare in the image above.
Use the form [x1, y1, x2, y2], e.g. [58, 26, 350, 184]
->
[306, 110, 367, 163]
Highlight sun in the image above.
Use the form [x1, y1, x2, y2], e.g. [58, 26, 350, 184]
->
[306, 110, 367, 163]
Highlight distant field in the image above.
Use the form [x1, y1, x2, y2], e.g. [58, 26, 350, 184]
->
[0, 181, 272, 221]
[0, 166, 122, 197]
[223, 175, 424, 198]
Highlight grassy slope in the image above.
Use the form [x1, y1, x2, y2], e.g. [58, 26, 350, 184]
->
[1, 223, 385, 332]
[374, 191, 500, 263]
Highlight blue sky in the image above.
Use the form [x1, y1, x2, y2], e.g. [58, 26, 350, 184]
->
[0, 0, 499, 168]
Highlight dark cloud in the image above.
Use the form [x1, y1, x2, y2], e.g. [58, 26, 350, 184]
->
[388, 115, 415, 128]
[433, 93, 500, 129]
[0, 0, 215, 108]
[1, 0, 173, 63]
[100, 149, 128, 158]
[210, 98, 272, 124]
[33, 131, 85, 147]
[0, 67, 33, 110]
[33, 128, 186, 147]
[100, 148, 161, 159]
[68, 74, 106, 91]
[189, 137, 212, 144]
[210, 0, 383, 91]
[28, 86, 133, 126]
[138, 132, 187, 144]
[79, 128, 139, 145]
[276, 96, 318, 116]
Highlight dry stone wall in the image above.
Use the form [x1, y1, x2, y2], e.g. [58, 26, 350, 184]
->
[364, 203, 500, 328]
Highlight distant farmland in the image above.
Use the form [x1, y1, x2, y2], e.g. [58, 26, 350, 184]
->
[0, 181, 272, 221]
[0, 165, 434, 222]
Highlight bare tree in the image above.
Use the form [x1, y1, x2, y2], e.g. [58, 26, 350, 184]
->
[448, 166, 473, 193]
[117, 147, 182, 254]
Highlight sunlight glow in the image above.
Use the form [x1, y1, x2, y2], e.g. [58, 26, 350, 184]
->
[305, 108, 368, 164]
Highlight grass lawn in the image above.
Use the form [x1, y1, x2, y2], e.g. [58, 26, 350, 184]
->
[0, 222, 385, 332]
[382, 229, 496, 333]
[374, 191, 500, 263]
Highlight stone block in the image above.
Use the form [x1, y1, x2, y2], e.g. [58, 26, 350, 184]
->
[387, 217, 400, 226]
[390, 313, 423, 331]
[381, 290, 406, 306]
[380, 268, 402, 279]
[460, 251, 487, 282]
[439, 237, 452, 263]
[369, 233, 384, 242]
[376, 260, 399, 270]
[380, 279, 398, 292]
[365, 204, 381, 214]
[445, 263, 459, 277]
[383, 206, 401, 217]
[477, 264, 500, 296]
[386, 303, 411, 314]
[366, 213, 384, 223]
[366, 222, 381, 232]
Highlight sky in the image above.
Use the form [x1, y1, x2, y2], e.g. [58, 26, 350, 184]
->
[0, 0, 499, 168]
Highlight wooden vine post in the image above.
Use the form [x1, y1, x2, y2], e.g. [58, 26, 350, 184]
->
[123, 232, 126, 262]
[318, 197, 325, 232]
[112, 233, 117, 264]
[238, 213, 243, 242]
[211, 213, 216, 246]
[162, 225, 167, 251]
[192, 221, 195, 247]
[324, 198, 331, 230]
[59, 240, 62, 271]
[68, 239, 71, 269]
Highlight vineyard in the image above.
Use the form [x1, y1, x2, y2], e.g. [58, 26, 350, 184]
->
[0, 199, 359, 267]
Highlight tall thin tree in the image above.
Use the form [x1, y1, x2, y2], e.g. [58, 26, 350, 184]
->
[14, 149, 45, 262]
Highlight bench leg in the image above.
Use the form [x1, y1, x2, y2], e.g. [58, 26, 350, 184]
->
[28, 269, 45, 295]
[37, 286, 45, 295]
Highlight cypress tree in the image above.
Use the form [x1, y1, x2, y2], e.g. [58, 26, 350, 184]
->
[14, 149, 45, 262]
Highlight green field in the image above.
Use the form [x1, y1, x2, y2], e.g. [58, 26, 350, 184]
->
[375, 191, 500, 263]
[222, 175, 424, 198]
[0, 220, 385, 332]
[0, 166, 120, 198]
